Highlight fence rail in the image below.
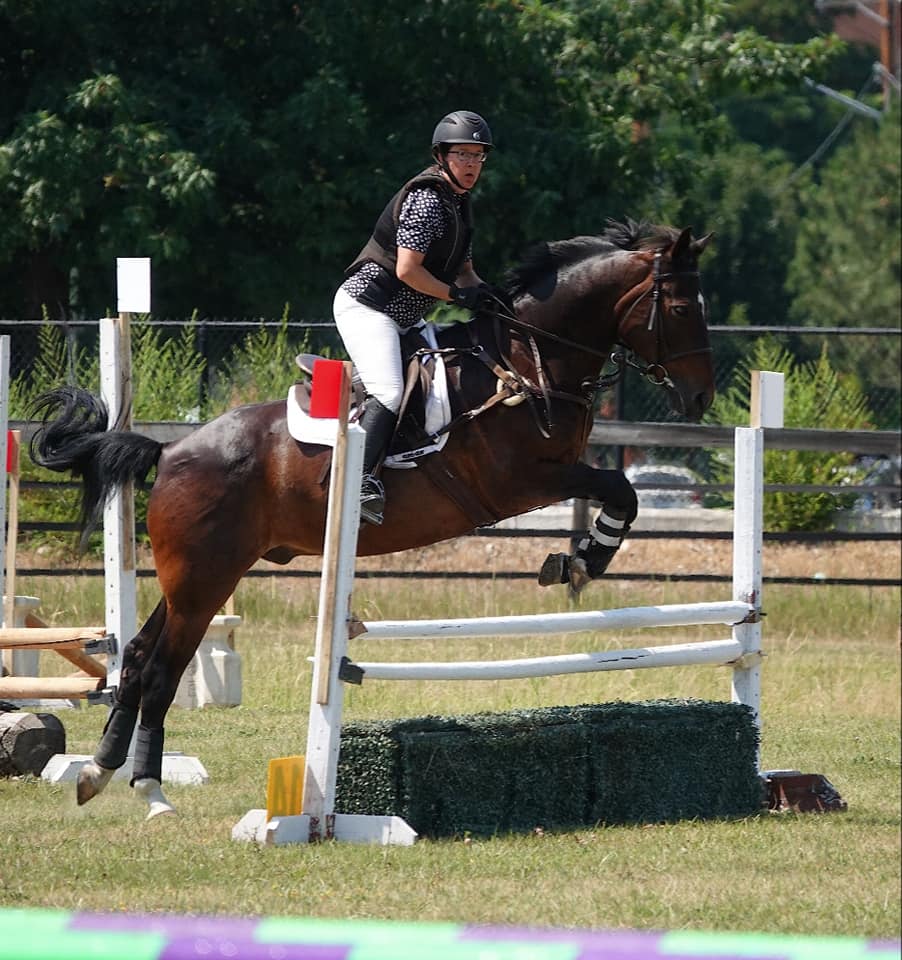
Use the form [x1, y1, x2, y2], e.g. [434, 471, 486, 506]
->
[11, 417, 901, 456]
[8, 418, 899, 588]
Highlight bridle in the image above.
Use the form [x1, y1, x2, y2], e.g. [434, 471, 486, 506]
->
[612, 251, 712, 390]
[497, 249, 711, 395]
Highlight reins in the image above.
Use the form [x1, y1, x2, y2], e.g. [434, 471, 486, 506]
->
[495, 252, 711, 396]
[407, 248, 711, 443]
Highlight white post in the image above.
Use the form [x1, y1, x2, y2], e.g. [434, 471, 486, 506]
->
[732, 371, 784, 759]
[302, 364, 363, 839]
[235, 367, 415, 845]
[0, 336, 9, 630]
[99, 317, 137, 690]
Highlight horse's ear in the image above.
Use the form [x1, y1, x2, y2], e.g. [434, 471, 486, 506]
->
[670, 226, 693, 260]
[690, 232, 714, 258]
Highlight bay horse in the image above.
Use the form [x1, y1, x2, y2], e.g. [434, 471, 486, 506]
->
[29, 219, 714, 818]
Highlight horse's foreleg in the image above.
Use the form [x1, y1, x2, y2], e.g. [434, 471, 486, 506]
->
[537, 467, 638, 593]
[77, 599, 167, 806]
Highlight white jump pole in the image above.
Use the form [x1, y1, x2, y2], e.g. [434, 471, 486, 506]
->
[98, 257, 150, 688]
[357, 600, 752, 642]
[99, 316, 137, 690]
[731, 370, 784, 755]
[234, 360, 416, 846]
[0, 337, 10, 629]
[44, 259, 207, 787]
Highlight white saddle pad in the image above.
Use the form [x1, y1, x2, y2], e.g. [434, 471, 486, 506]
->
[285, 326, 451, 469]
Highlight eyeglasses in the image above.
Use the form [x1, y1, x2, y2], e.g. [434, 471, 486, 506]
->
[446, 150, 488, 165]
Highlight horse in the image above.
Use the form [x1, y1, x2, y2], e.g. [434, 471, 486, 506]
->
[29, 219, 714, 819]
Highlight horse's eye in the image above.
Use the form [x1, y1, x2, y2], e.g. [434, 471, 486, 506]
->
[671, 304, 688, 317]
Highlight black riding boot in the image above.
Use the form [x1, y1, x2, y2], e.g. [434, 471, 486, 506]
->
[358, 398, 398, 525]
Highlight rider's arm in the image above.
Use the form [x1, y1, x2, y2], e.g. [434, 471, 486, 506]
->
[396, 246, 471, 301]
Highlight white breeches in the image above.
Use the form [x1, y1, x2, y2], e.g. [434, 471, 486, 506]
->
[333, 288, 413, 414]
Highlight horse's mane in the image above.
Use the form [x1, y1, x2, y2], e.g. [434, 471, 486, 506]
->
[505, 218, 680, 298]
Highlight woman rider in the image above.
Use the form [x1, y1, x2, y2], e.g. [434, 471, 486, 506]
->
[333, 109, 501, 525]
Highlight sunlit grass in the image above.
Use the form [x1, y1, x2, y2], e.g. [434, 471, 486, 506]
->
[1, 566, 899, 936]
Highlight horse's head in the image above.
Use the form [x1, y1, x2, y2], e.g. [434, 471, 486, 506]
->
[615, 226, 715, 421]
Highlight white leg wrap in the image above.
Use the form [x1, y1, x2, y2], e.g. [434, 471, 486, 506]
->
[134, 778, 177, 820]
[588, 509, 627, 547]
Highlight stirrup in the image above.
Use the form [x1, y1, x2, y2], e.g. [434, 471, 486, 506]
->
[360, 475, 385, 526]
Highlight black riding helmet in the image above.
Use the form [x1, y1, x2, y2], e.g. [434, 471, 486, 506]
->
[431, 110, 493, 189]
[431, 110, 493, 152]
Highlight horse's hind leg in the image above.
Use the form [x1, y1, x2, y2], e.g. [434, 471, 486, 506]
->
[77, 599, 167, 806]
[129, 601, 228, 819]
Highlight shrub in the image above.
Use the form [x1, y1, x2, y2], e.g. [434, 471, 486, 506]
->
[706, 339, 873, 531]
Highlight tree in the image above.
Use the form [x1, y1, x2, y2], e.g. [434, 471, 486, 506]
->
[0, 0, 839, 320]
[787, 104, 900, 328]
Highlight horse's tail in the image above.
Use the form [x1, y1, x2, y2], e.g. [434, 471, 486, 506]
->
[29, 386, 164, 553]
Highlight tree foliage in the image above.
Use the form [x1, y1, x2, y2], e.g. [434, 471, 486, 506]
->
[787, 105, 901, 328]
[706, 339, 874, 530]
[0, 0, 840, 321]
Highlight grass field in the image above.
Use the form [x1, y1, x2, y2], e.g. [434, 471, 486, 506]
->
[1, 537, 899, 939]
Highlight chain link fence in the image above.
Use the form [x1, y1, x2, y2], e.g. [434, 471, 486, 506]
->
[2, 319, 899, 432]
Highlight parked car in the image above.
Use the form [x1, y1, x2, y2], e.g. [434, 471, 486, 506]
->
[624, 464, 703, 509]
[850, 456, 901, 512]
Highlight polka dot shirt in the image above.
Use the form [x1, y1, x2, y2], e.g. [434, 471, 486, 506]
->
[342, 187, 472, 329]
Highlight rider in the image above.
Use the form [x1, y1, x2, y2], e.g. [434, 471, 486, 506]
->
[334, 109, 502, 525]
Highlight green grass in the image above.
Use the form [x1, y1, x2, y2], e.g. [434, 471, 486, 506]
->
[1, 573, 899, 937]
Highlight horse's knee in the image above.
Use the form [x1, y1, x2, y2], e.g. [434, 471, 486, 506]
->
[601, 470, 638, 523]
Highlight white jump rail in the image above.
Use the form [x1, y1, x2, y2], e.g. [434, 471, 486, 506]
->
[355, 600, 752, 640]
[234, 371, 785, 848]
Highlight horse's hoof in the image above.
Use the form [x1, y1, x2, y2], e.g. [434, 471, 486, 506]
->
[133, 777, 177, 819]
[76, 760, 115, 805]
[538, 552, 570, 586]
[568, 557, 591, 594]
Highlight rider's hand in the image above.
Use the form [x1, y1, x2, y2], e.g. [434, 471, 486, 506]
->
[449, 283, 490, 310]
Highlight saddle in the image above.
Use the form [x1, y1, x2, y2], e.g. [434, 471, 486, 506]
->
[289, 317, 592, 527]
[292, 326, 457, 465]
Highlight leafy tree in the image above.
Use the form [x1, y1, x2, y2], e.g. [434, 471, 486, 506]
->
[0, 0, 838, 322]
[706, 338, 874, 530]
[667, 141, 801, 328]
[787, 104, 900, 328]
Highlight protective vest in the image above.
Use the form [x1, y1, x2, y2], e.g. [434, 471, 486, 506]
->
[345, 166, 473, 310]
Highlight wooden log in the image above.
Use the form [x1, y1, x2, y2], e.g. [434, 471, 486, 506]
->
[55, 649, 107, 680]
[0, 676, 102, 699]
[0, 626, 108, 649]
[24, 613, 107, 678]
[0, 711, 66, 776]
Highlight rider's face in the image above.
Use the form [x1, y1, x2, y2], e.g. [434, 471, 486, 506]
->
[444, 146, 487, 192]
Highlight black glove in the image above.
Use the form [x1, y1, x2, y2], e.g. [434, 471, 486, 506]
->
[448, 283, 488, 310]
